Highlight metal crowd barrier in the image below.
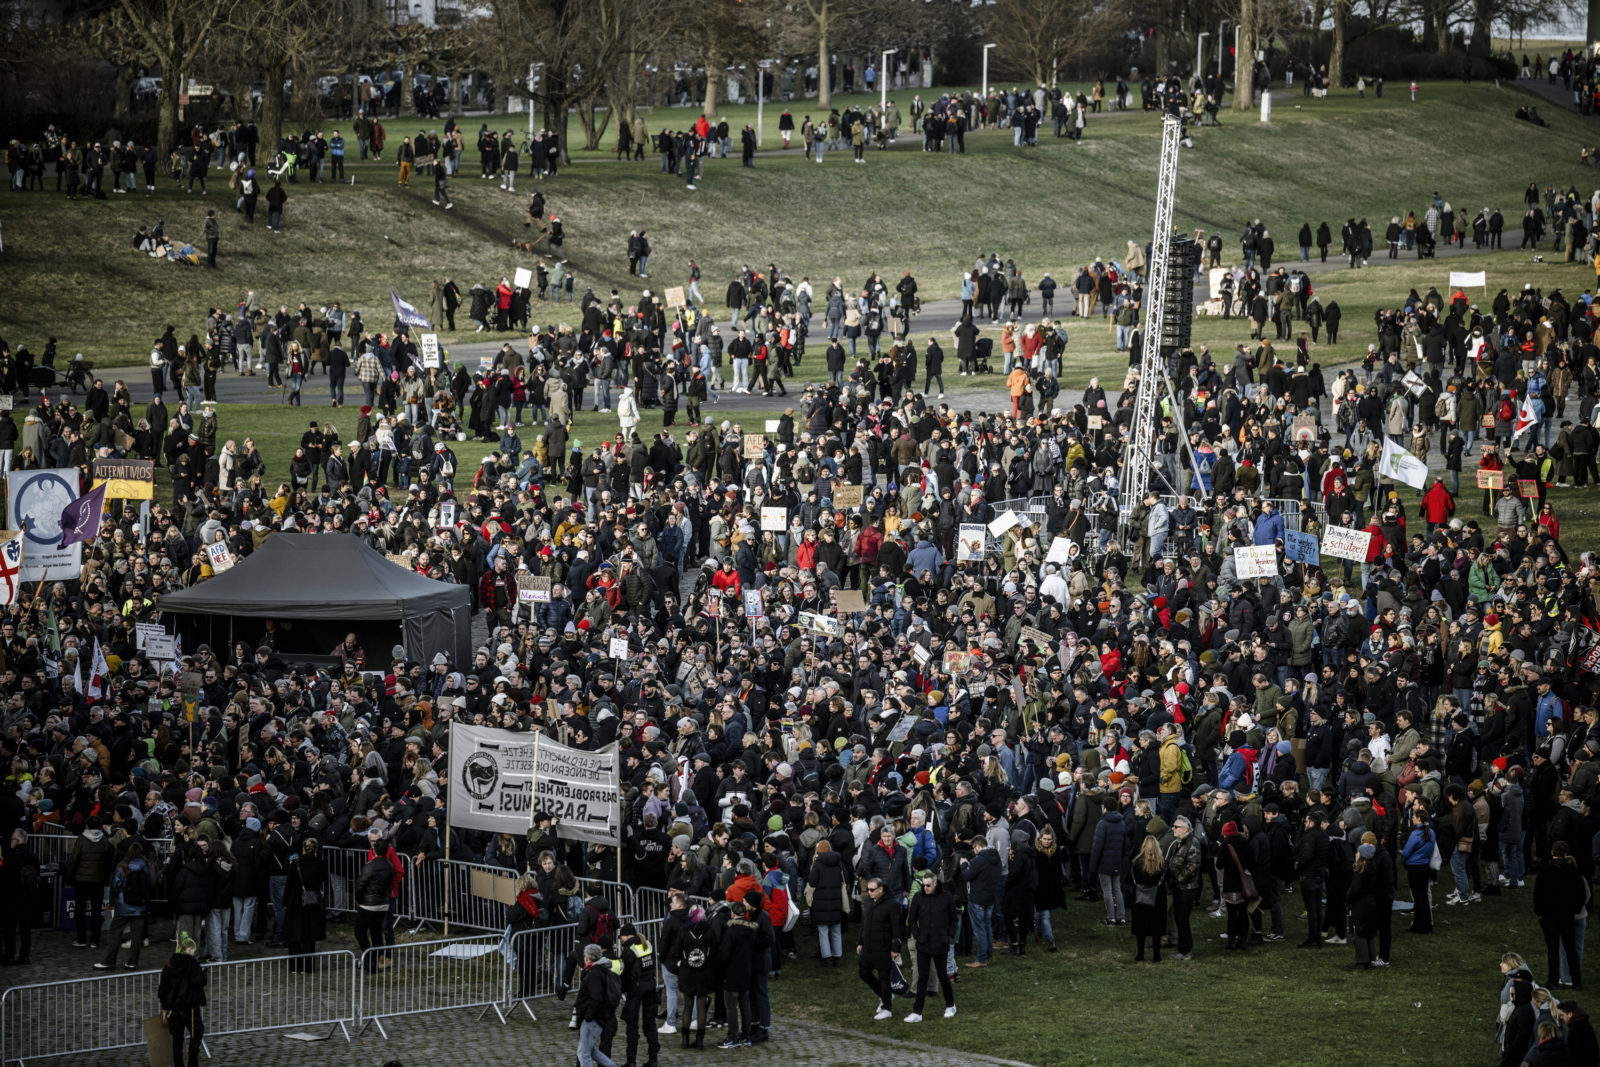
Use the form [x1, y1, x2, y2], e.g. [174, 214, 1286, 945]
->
[630, 887, 712, 925]
[0, 949, 355, 1064]
[405, 864, 636, 936]
[355, 933, 514, 1037]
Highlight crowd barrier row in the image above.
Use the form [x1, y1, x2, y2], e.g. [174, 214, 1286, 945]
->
[0, 914, 669, 1065]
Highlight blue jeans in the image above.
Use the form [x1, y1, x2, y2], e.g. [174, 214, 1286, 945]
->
[232, 896, 257, 941]
[1034, 907, 1054, 941]
[662, 968, 679, 1025]
[577, 1020, 618, 1067]
[206, 908, 229, 960]
[968, 902, 994, 962]
[1502, 841, 1526, 884]
[751, 967, 770, 1028]
[594, 378, 611, 410]
[1449, 851, 1471, 898]
[817, 922, 842, 958]
[1562, 911, 1589, 984]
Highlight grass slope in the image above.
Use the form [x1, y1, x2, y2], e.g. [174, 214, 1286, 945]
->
[2, 83, 1595, 369]
[772, 884, 1520, 1067]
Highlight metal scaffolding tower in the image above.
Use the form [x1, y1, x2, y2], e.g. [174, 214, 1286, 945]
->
[1117, 112, 1185, 548]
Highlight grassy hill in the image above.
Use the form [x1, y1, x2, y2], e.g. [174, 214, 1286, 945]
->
[1, 81, 1595, 369]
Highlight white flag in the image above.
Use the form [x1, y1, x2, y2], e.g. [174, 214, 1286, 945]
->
[87, 637, 109, 703]
[1379, 436, 1429, 490]
[1514, 394, 1538, 437]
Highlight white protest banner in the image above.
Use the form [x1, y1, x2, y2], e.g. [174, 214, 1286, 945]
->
[1233, 544, 1278, 579]
[987, 510, 1021, 539]
[1449, 270, 1486, 288]
[6, 468, 83, 581]
[799, 611, 842, 636]
[1321, 524, 1372, 562]
[513, 267, 533, 289]
[145, 633, 176, 661]
[957, 524, 986, 562]
[608, 636, 630, 660]
[1046, 536, 1073, 564]
[439, 501, 457, 529]
[448, 722, 620, 844]
[764, 420, 780, 433]
[419, 333, 441, 369]
[206, 542, 234, 573]
[1284, 529, 1319, 565]
[760, 506, 787, 532]
[1379, 437, 1429, 490]
[136, 622, 162, 652]
[1402, 369, 1426, 398]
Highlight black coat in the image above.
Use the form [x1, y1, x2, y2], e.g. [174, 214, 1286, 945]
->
[807, 849, 847, 925]
[856, 892, 904, 965]
[672, 920, 720, 995]
[284, 854, 327, 946]
[906, 885, 959, 953]
[717, 915, 763, 992]
[171, 856, 214, 916]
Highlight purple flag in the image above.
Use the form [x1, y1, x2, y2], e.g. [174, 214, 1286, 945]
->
[57, 481, 107, 549]
[390, 289, 431, 329]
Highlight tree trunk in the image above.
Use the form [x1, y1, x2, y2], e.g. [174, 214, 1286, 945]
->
[1233, 0, 1256, 112]
[113, 66, 133, 123]
[158, 81, 181, 158]
[703, 65, 718, 119]
[402, 64, 416, 114]
[816, 19, 831, 108]
[1590, 0, 1600, 53]
[576, 98, 611, 150]
[543, 93, 572, 165]
[259, 63, 290, 169]
[1329, 0, 1347, 87]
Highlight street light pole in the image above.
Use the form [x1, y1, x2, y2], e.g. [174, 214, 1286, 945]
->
[1196, 33, 1209, 80]
[756, 60, 772, 147]
[880, 48, 897, 111]
[982, 43, 996, 104]
[1217, 19, 1230, 79]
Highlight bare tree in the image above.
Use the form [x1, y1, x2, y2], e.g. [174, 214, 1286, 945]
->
[984, 0, 1127, 87]
[113, 0, 235, 156]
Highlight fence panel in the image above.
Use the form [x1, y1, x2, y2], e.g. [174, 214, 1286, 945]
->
[0, 950, 356, 1064]
[203, 950, 357, 1042]
[356, 933, 512, 1037]
[407, 865, 636, 935]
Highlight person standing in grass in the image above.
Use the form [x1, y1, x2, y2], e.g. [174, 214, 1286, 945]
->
[1130, 835, 1167, 962]
[203, 209, 219, 267]
[903, 869, 957, 1023]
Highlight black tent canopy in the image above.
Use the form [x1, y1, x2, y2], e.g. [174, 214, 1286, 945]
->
[157, 535, 471, 666]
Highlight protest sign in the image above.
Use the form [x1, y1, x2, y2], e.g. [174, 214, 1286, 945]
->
[419, 333, 441, 369]
[7, 468, 84, 581]
[987, 511, 1021, 539]
[911, 643, 931, 668]
[957, 524, 987, 562]
[1086, 415, 1104, 430]
[517, 574, 552, 603]
[664, 286, 686, 308]
[833, 588, 867, 614]
[1046, 537, 1073, 564]
[1290, 414, 1317, 442]
[145, 633, 176, 661]
[764, 420, 780, 433]
[761, 506, 787, 532]
[1284, 529, 1319, 565]
[439, 501, 458, 528]
[886, 715, 916, 744]
[833, 485, 863, 509]
[1233, 544, 1278, 579]
[743, 434, 767, 459]
[513, 267, 532, 289]
[205, 542, 233, 573]
[942, 650, 969, 674]
[1518, 479, 1539, 499]
[743, 589, 764, 618]
[91, 459, 154, 501]
[448, 723, 620, 844]
[136, 622, 162, 652]
[800, 611, 842, 636]
[608, 636, 630, 659]
[1020, 626, 1054, 651]
[1476, 469, 1504, 490]
[1320, 525, 1371, 563]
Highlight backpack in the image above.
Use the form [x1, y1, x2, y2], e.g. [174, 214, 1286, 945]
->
[122, 863, 153, 907]
[1178, 746, 1195, 786]
[682, 929, 710, 972]
[601, 961, 624, 1010]
[588, 904, 617, 944]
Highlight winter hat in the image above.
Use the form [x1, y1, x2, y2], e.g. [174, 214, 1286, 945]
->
[1357, 843, 1377, 859]
[244, 817, 262, 833]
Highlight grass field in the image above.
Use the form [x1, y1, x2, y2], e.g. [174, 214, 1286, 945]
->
[4, 81, 1598, 371]
[768, 881, 1520, 1067]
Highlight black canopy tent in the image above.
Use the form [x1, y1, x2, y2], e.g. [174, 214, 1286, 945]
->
[157, 535, 471, 667]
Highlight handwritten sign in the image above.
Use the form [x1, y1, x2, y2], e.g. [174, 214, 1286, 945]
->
[1320, 525, 1371, 563]
[941, 650, 969, 674]
[833, 485, 863, 509]
[1086, 415, 1104, 431]
[1476, 469, 1504, 490]
[1019, 626, 1054, 651]
[1284, 529, 1319, 565]
[1233, 544, 1278, 579]
[419, 333, 441, 369]
[1517, 479, 1539, 499]
[664, 286, 686, 308]
[206, 542, 234, 573]
[833, 588, 866, 614]
[609, 636, 630, 660]
[517, 574, 552, 603]
[743, 434, 767, 460]
[760, 506, 787, 532]
[1291, 413, 1317, 442]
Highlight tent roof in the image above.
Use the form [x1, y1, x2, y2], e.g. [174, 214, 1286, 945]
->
[157, 534, 468, 619]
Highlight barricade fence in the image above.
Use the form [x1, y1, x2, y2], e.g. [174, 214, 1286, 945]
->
[356, 933, 510, 1037]
[0, 949, 355, 1065]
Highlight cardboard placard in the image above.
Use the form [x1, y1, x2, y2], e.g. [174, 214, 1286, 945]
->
[1320, 525, 1371, 563]
[387, 552, 413, 569]
[1284, 529, 1319, 565]
[419, 333, 441, 369]
[1291, 413, 1317, 442]
[1233, 544, 1278, 579]
[1517, 478, 1539, 499]
[513, 267, 533, 289]
[205, 542, 233, 573]
[0, 395, 14, 412]
[1402, 369, 1427, 398]
[987, 510, 1021, 539]
[1480, 413, 1497, 430]
[764, 419, 780, 433]
[469, 867, 519, 905]
[833, 484, 863, 509]
[1046, 536, 1073, 564]
[911, 643, 931, 667]
[760, 506, 787, 532]
[1019, 626, 1054, 651]
[609, 636, 630, 660]
[517, 574, 551, 603]
[886, 715, 916, 744]
[1476, 468, 1504, 490]
[957, 524, 986, 562]
[1086, 415, 1104, 430]
[742, 434, 767, 460]
[92, 458, 155, 501]
[833, 588, 867, 614]
[664, 286, 687, 308]
[941, 650, 969, 674]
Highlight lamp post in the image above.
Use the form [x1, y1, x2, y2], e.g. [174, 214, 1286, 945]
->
[982, 43, 996, 103]
[1217, 19, 1230, 78]
[1196, 32, 1209, 80]
[527, 62, 543, 144]
[755, 60, 773, 146]
[880, 48, 897, 111]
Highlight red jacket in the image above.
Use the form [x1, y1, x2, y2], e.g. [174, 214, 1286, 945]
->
[711, 568, 741, 596]
[855, 524, 882, 565]
[1363, 523, 1386, 563]
[1420, 483, 1455, 523]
